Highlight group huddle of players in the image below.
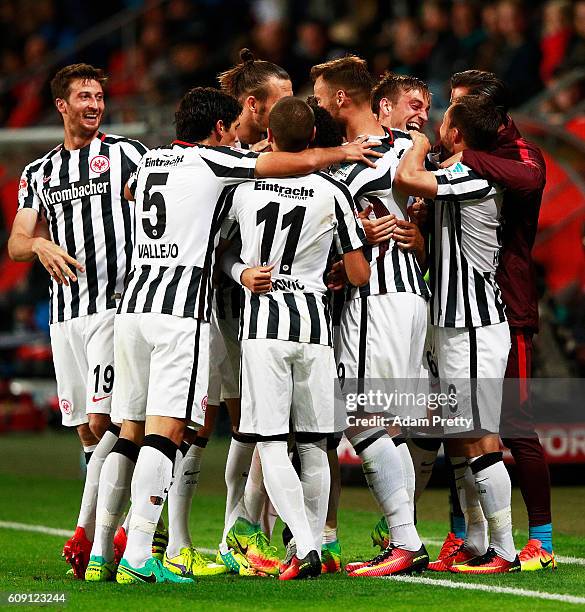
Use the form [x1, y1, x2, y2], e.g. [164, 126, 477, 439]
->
[9, 47, 554, 584]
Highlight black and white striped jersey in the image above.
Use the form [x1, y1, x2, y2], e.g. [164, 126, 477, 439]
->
[429, 161, 506, 328]
[118, 141, 259, 321]
[329, 131, 430, 301]
[17, 132, 147, 323]
[226, 172, 366, 346]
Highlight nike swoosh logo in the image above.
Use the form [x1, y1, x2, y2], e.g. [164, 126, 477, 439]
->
[122, 566, 157, 583]
[92, 394, 112, 403]
[184, 470, 200, 476]
[540, 558, 553, 568]
[233, 533, 248, 554]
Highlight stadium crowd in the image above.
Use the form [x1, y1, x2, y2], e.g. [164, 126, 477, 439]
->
[0, 0, 584, 126]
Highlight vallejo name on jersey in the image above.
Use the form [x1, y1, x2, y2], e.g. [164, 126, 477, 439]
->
[137, 243, 179, 259]
[44, 177, 110, 205]
[254, 180, 314, 199]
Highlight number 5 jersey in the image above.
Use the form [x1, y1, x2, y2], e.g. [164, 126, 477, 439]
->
[120, 141, 259, 321]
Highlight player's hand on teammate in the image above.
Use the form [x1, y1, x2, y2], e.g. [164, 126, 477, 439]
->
[241, 264, 274, 294]
[251, 138, 272, 152]
[359, 205, 397, 244]
[408, 198, 428, 226]
[440, 151, 463, 168]
[392, 220, 424, 253]
[32, 238, 85, 286]
[343, 136, 383, 168]
[327, 260, 348, 291]
[408, 130, 431, 154]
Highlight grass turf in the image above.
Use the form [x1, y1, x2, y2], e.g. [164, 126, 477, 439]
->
[1, 432, 584, 611]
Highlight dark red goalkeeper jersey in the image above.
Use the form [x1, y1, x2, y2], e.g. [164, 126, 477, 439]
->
[461, 118, 546, 332]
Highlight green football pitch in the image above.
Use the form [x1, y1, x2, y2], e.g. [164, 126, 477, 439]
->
[1, 432, 584, 611]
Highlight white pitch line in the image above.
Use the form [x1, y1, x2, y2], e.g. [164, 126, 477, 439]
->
[2, 520, 585, 596]
[384, 575, 585, 606]
[423, 536, 585, 566]
[0, 520, 70, 538]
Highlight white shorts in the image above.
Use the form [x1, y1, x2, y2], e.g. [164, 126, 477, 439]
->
[432, 322, 511, 435]
[208, 305, 240, 406]
[337, 293, 427, 418]
[112, 313, 209, 426]
[239, 339, 342, 437]
[50, 310, 116, 427]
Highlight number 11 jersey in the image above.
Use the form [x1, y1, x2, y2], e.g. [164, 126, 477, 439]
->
[119, 141, 259, 321]
[226, 172, 366, 346]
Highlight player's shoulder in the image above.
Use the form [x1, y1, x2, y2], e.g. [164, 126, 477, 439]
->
[22, 144, 61, 174]
[100, 133, 148, 155]
[437, 160, 488, 183]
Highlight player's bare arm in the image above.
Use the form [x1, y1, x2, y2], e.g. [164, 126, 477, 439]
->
[8, 208, 85, 286]
[394, 131, 438, 199]
[359, 204, 397, 244]
[254, 139, 382, 178]
[342, 249, 370, 287]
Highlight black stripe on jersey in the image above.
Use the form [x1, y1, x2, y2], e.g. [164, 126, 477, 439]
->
[473, 269, 491, 326]
[377, 244, 388, 294]
[468, 326, 481, 430]
[265, 294, 280, 339]
[391, 244, 405, 292]
[354, 172, 393, 201]
[435, 174, 493, 202]
[198, 186, 237, 320]
[305, 293, 321, 343]
[343, 143, 392, 187]
[201, 157, 255, 180]
[185, 319, 202, 421]
[162, 265, 186, 313]
[78, 146, 99, 314]
[216, 285, 226, 318]
[357, 297, 368, 395]
[60, 151, 80, 318]
[444, 208, 459, 327]
[119, 149, 135, 283]
[415, 259, 430, 299]
[230, 285, 241, 319]
[125, 266, 150, 313]
[206, 144, 258, 159]
[322, 294, 333, 346]
[142, 266, 168, 312]
[21, 160, 44, 208]
[493, 280, 506, 322]
[333, 197, 354, 252]
[403, 250, 416, 294]
[455, 203, 474, 328]
[316, 170, 357, 206]
[248, 293, 260, 339]
[283, 293, 301, 342]
[183, 266, 203, 317]
[99, 141, 118, 309]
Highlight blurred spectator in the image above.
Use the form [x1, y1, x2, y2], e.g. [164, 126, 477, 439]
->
[560, 0, 585, 72]
[451, 0, 485, 73]
[492, 0, 543, 107]
[540, 68, 585, 125]
[475, 2, 502, 70]
[540, 0, 573, 84]
[419, 0, 459, 104]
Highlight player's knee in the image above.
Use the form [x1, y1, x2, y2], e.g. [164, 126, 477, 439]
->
[76, 422, 98, 447]
[88, 414, 110, 439]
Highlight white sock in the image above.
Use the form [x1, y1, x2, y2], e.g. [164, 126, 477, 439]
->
[221, 437, 255, 549]
[470, 454, 516, 561]
[355, 434, 421, 551]
[91, 438, 138, 561]
[123, 436, 176, 568]
[257, 441, 314, 559]
[396, 440, 416, 516]
[167, 443, 205, 558]
[297, 440, 330, 555]
[452, 456, 488, 556]
[242, 446, 268, 525]
[407, 438, 441, 502]
[77, 429, 118, 540]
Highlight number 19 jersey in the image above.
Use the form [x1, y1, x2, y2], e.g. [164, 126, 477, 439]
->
[119, 141, 259, 321]
[226, 172, 366, 346]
